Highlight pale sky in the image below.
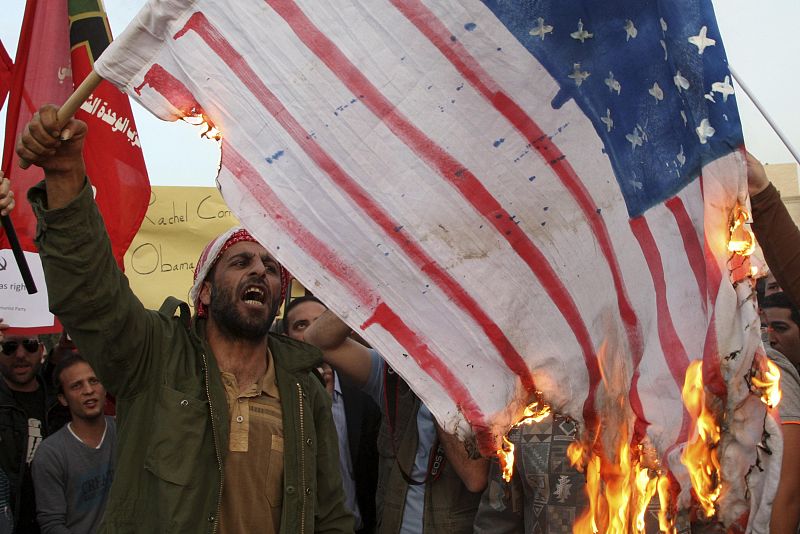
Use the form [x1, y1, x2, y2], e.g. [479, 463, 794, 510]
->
[1, 0, 798, 186]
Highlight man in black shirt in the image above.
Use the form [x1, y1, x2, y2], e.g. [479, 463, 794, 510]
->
[0, 320, 66, 533]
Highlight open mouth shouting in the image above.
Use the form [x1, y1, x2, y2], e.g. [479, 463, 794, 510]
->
[241, 284, 269, 307]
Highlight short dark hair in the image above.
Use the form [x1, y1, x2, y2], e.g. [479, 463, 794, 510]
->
[755, 277, 767, 307]
[762, 292, 800, 328]
[53, 353, 88, 395]
[281, 296, 326, 334]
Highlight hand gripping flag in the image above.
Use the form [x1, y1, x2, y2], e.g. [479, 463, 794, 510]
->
[94, 0, 778, 527]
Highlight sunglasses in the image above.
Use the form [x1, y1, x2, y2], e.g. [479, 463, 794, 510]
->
[1, 340, 41, 355]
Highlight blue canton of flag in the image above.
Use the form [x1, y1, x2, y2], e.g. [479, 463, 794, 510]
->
[482, 0, 743, 217]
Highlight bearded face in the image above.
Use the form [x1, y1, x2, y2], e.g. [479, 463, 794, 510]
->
[202, 241, 283, 341]
[209, 278, 276, 340]
[0, 337, 43, 391]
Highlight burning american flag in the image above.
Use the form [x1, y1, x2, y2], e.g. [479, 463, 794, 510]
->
[93, 0, 780, 528]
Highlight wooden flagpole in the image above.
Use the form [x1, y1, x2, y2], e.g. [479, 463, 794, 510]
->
[57, 70, 104, 128]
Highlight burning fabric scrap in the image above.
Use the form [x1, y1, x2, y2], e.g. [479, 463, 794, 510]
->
[91, 0, 782, 530]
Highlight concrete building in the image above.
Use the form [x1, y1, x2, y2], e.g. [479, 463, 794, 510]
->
[765, 163, 800, 225]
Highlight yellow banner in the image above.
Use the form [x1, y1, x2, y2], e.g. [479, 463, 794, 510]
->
[123, 186, 239, 310]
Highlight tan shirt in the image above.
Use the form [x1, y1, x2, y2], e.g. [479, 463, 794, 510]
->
[218, 354, 284, 534]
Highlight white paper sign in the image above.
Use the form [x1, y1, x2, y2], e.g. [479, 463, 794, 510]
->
[0, 249, 53, 328]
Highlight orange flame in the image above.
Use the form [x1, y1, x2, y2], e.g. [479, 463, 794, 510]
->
[566, 434, 672, 533]
[634, 461, 659, 532]
[573, 449, 602, 533]
[656, 476, 674, 533]
[727, 205, 755, 256]
[496, 399, 551, 482]
[519, 399, 552, 425]
[497, 435, 515, 483]
[183, 114, 222, 140]
[680, 361, 721, 519]
[560, 336, 676, 533]
[751, 358, 782, 409]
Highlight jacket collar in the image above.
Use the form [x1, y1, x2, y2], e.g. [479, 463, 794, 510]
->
[192, 317, 323, 374]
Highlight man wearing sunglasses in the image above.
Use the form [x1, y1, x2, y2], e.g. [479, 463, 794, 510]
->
[0, 320, 67, 534]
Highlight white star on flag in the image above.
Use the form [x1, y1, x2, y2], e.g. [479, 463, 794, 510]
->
[688, 26, 716, 54]
[712, 76, 734, 102]
[696, 118, 716, 144]
[529, 17, 553, 40]
[570, 19, 593, 43]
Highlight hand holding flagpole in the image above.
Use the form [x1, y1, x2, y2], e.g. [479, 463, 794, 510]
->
[18, 71, 103, 169]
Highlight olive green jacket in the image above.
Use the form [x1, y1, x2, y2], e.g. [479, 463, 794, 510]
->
[29, 180, 354, 534]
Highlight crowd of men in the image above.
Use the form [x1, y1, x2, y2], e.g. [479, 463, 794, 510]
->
[0, 107, 797, 534]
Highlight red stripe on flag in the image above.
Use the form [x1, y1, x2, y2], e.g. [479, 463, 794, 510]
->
[629, 217, 692, 388]
[628, 373, 649, 445]
[666, 196, 707, 311]
[253, 1, 605, 423]
[135, 63, 205, 115]
[702, 236, 727, 399]
[630, 216, 693, 454]
[699, 172, 727, 400]
[174, 12, 539, 396]
[702, 308, 725, 399]
[223, 144, 491, 446]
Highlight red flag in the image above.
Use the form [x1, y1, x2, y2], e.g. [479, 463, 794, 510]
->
[68, 0, 150, 268]
[0, 0, 74, 334]
[1, 0, 74, 253]
[1, 0, 149, 333]
[0, 41, 12, 109]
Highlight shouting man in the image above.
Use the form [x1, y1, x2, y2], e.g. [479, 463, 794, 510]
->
[15, 105, 352, 533]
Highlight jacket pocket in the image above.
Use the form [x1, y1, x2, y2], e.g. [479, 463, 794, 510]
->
[144, 385, 209, 486]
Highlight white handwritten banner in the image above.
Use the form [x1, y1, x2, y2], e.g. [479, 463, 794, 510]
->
[0, 250, 54, 333]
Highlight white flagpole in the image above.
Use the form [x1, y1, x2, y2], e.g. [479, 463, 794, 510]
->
[729, 65, 800, 165]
